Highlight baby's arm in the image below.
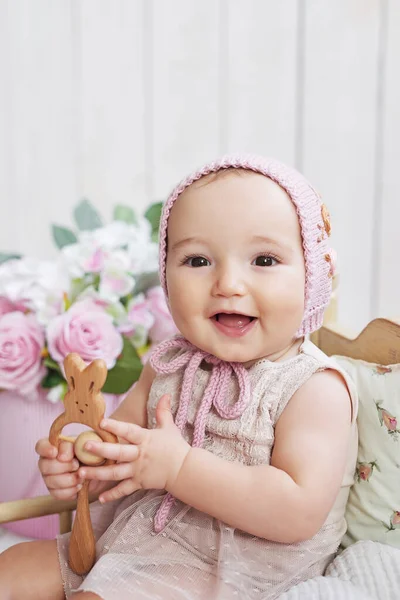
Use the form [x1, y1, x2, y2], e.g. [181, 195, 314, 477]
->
[169, 369, 352, 544]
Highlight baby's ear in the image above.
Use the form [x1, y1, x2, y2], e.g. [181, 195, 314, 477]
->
[85, 359, 108, 393]
[64, 353, 87, 391]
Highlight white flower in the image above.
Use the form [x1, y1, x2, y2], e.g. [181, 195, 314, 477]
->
[104, 249, 132, 272]
[47, 383, 66, 403]
[60, 217, 158, 280]
[61, 241, 105, 278]
[79, 218, 152, 250]
[0, 258, 69, 325]
[99, 268, 135, 303]
[127, 241, 159, 275]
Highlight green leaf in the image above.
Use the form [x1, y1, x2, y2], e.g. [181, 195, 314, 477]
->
[0, 253, 21, 265]
[41, 369, 65, 389]
[102, 337, 143, 394]
[92, 273, 101, 290]
[43, 356, 62, 372]
[74, 199, 103, 231]
[52, 225, 78, 249]
[69, 277, 90, 303]
[144, 202, 163, 238]
[113, 204, 137, 225]
[133, 271, 160, 295]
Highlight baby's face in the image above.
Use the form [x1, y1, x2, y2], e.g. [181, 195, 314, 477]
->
[165, 171, 306, 364]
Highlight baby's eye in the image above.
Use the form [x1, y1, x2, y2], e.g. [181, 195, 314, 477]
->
[253, 255, 278, 267]
[183, 255, 210, 268]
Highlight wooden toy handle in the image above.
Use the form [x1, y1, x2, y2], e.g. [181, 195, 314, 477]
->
[69, 480, 94, 575]
[49, 425, 117, 575]
[48, 353, 118, 575]
[70, 428, 117, 575]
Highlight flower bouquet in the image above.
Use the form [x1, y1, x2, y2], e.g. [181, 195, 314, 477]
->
[0, 199, 179, 539]
[0, 199, 177, 403]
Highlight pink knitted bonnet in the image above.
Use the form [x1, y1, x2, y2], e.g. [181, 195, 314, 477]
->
[158, 154, 335, 337]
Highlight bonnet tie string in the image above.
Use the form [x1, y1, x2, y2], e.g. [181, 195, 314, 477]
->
[150, 336, 251, 532]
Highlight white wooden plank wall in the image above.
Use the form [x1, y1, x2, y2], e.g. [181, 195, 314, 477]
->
[379, 0, 400, 320]
[302, 1, 381, 331]
[0, 0, 398, 332]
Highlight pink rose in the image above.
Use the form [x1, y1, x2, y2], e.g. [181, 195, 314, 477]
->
[0, 311, 46, 397]
[47, 300, 123, 369]
[0, 296, 26, 316]
[120, 295, 155, 338]
[146, 286, 179, 343]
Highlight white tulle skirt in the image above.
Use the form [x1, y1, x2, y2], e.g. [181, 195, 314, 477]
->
[57, 489, 343, 600]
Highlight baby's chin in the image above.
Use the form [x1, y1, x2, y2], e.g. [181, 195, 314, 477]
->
[175, 321, 260, 364]
[182, 323, 302, 365]
[209, 345, 260, 364]
[185, 335, 264, 365]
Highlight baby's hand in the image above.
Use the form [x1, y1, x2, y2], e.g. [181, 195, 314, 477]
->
[35, 438, 106, 500]
[78, 394, 190, 504]
[36, 437, 82, 500]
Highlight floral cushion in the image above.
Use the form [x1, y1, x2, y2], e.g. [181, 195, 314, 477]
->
[334, 356, 400, 549]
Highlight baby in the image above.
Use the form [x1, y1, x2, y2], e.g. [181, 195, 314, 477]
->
[0, 155, 357, 600]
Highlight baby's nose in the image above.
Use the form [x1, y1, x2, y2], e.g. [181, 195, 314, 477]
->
[212, 266, 247, 297]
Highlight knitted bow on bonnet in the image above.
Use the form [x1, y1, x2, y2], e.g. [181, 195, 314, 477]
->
[150, 154, 335, 532]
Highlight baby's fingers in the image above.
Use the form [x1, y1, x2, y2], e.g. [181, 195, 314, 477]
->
[45, 472, 82, 490]
[84, 441, 139, 463]
[79, 462, 134, 482]
[35, 438, 57, 459]
[58, 440, 75, 462]
[50, 485, 83, 501]
[88, 480, 110, 495]
[39, 457, 79, 476]
[99, 479, 140, 504]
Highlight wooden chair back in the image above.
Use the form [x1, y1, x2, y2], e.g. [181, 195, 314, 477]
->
[311, 318, 400, 365]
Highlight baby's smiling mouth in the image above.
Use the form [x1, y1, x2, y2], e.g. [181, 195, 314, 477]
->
[211, 313, 256, 329]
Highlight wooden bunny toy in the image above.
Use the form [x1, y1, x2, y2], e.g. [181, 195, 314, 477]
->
[49, 353, 117, 575]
